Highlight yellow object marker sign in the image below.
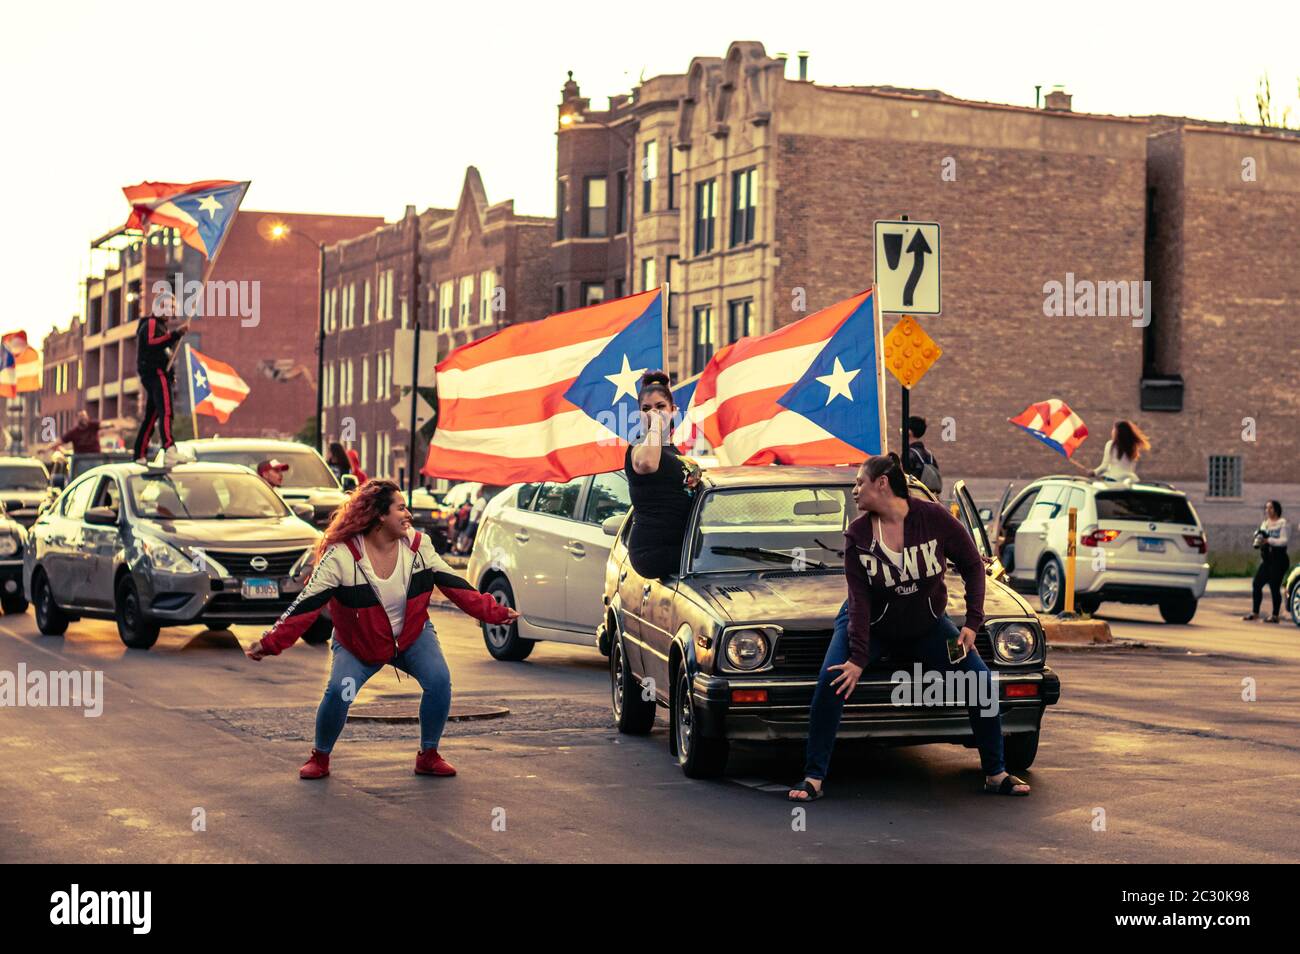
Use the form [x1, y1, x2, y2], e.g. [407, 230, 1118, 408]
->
[883, 315, 941, 389]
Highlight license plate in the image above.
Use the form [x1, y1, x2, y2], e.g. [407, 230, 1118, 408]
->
[1137, 537, 1166, 553]
[241, 577, 279, 599]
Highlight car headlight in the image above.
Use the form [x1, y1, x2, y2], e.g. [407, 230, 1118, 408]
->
[993, 622, 1038, 663]
[724, 628, 772, 671]
[0, 534, 17, 557]
[138, 535, 196, 574]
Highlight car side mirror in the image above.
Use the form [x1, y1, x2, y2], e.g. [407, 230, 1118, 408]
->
[978, 507, 992, 522]
[340, 474, 359, 492]
[601, 515, 623, 536]
[85, 506, 118, 526]
[291, 503, 315, 522]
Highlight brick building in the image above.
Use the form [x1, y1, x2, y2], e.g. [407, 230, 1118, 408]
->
[40, 317, 85, 445]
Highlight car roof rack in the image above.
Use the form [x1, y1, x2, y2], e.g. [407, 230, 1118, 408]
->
[1038, 473, 1180, 492]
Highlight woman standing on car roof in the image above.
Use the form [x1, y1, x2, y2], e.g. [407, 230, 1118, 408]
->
[244, 479, 518, 780]
[624, 370, 702, 580]
[788, 452, 1031, 802]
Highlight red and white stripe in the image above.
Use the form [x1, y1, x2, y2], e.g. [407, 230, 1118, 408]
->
[192, 348, 250, 424]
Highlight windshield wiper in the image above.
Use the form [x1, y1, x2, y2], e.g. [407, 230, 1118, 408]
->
[710, 545, 829, 569]
[813, 537, 845, 559]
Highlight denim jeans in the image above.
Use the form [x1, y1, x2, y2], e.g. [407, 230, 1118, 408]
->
[314, 620, 452, 753]
[803, 599, 1005, 780]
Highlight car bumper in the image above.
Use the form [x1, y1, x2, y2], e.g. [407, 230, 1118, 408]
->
[690, 667, 1061, 743]
[1078, 564, 1208, 602]
[140, 569, 308, 626]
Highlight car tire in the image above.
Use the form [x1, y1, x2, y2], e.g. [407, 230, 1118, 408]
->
[481, 578, 534, 661]
[115, 576, 160, 650]
[1003, 731, 1039, 771]
[1158, 594, 1197, 625]
[610, 630, 655, 734]
[303, 615, 333, 646]
[32, 570, 69, 636]
[672, 663, 727, 779]
[1036, 556, 1066, 615]
[1290, 581, 1300, 629]
[1, 593, 28, 615]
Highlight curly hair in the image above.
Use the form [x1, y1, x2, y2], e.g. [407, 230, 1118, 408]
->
[316, 478, 403, 558]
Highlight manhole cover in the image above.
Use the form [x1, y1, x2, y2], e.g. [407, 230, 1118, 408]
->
[348, 702, 509, 724]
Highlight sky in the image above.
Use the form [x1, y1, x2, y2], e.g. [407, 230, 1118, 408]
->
[3, 0, 1298, 347]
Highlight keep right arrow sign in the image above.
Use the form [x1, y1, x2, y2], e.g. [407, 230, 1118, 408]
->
[874, 220, 941, 315]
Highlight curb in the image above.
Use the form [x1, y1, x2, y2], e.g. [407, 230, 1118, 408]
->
[1040, 617, 1113, 646]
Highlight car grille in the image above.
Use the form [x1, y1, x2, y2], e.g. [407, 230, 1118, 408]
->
[206, 548, 307, 578]
[774, 628, 998, 677]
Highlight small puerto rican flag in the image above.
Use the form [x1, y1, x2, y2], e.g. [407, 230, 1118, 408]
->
[1008, 398, 1089, 458]
[187, 346, 250, 423]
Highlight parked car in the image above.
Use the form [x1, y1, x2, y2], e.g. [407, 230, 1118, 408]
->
[0, 456, 56, 529]
[1286, 562, 1300, 628]
[599, 466, 1059, 779]
[465, 471, 631, 660]
[408, 487, 452, 551]
[168, 438, 353, 529]
[0, 502, 28, 614]
[24, 461, 330, 649]
[993, 475, 1208, 622]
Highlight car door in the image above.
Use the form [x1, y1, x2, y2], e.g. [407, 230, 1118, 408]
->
[997, 487, 1039, 577]
[1013, 484, 1065, 582]
[43, 474, 97, 607]
[512, 477, 586, 632]
[952, 479, 995, 572]
[613, 511, 647, 673]
[564, 471, 630, 635]
[79, 475, 124, 609]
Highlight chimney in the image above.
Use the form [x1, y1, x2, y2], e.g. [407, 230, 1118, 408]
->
[1044, 86, 1072, 112]
[797, 51, 809, 82]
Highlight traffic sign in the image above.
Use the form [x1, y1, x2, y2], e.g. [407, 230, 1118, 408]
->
[874, 220, 940, 315]
[883, 315, 941, 388]
[390, 390, 435, 429]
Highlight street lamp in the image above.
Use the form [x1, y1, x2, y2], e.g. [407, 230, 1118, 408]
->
[265, 222, 327, 454]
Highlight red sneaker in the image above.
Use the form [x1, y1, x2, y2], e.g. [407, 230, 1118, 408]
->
[414, 748, 456, 776]
[299, 749, 330, 779]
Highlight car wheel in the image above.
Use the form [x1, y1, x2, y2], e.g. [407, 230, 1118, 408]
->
[115, 576, 160, 650]
[205, 622, 232, 632]
[1004, 731, 1039, 771]
[1037, 556, 1066, 615]
[1, 593, 28, 615]
[32, 570, 69, 636]
[610, 630, 655, 734]
[1290, 582, 1300, 628]
[481, 577, 534, 661]
[672, 663, 728, 779]
[302, 615, 333, 645]
[1158, 594, 1197, 625]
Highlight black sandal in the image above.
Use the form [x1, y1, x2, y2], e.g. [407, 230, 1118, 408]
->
[983, 774, 1031, 796]
[787, 780, 824, 802]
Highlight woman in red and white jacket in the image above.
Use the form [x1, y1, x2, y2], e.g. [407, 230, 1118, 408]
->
[246, 479, 517, 780]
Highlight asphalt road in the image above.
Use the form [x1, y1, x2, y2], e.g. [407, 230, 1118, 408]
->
[1, 594, 1296, 863]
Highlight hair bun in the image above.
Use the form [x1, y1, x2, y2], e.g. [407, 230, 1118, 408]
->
[641, 369, 669, 387]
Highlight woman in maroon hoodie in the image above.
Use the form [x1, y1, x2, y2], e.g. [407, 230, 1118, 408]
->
[788, 453, 1030, 801]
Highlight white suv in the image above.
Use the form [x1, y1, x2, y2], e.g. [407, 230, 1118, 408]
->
[994, 476, 1209, 623]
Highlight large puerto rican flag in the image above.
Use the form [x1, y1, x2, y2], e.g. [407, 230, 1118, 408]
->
[187, 347, 250, 423]
[122, 180, 250, 259]
[674, 289, 886, 465]
[0, 332, 41, 398]
[424, 289, 664, 483]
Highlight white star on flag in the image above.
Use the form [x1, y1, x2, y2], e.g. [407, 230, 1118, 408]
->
[196, 194, 223, 218]
[193, 368, 207, 389]
[605, 354, 647, 403]
[815, 356, 860, 405]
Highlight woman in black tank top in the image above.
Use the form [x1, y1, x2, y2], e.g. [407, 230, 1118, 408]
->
[624, 370, 700, 579]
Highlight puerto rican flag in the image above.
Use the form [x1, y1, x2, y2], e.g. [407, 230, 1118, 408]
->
[673, 289, 886, 465]
[122, 180, 250, 259]
[424, 289, 664, 483]
[187, 347, 250, 423]
[1008, 399, 1089, 458]
[0, 331, 41, 398]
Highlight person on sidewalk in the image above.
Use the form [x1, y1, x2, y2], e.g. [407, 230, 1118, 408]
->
[60, 410, 101, 455]
[787, 453, 1029, 802]
[903, 415, 942, 494]
[131, 296, 188, 466]
[244, 479, 518, 780]
[1244, 500, 1289, 623]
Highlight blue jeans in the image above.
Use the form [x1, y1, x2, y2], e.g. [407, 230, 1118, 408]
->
[314, 621, 452, 753]
[803, 599, 1006, 780]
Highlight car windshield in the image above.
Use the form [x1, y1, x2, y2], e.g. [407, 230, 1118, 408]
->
[690, 485, 853, 573]
[191, 448, 337, 489]
[1095, 491, 1196, 525]
[0, 463, 49, 491]
[127, 471, 289, 519]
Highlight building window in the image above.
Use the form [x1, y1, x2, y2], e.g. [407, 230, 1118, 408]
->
[583, 176, 607, 237]
[613, 277, 625, 299]
[694, 179, 717, 255]
[480, 270, 495, 323]
[730, 167, 757, 247]
[727, 298, 754, 341]
[342, 283, 356, 330]
[360, 355, 370, 404]
[363, 279, 372, 325]
[1207, 455, 1243, 498]
[556, 180, 567, 240]
[323, 362, 334, 407]
[615, 170, 628, 234]
[341, 359, 354, 405]
[438, 280, 453, 331]
[641, 139, 658, 214]
[555, 285, 566, 314]
[582, 282, 606, 307]
[668, 139, 677, 210]
[459, 275, 474, 327]
[641, 258, 657, 293]
[692, 305, 714, 373]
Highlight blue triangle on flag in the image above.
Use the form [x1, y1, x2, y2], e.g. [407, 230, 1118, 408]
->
[173, 183, 246, 258]
[562, 295, 664, 438]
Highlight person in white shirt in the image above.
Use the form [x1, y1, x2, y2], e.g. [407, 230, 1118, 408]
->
[1245, 500, 1290, 623]
[1072, 419, 1149, 481]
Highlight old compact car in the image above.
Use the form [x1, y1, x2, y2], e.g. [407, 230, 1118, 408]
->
[24, 461, 330, 649]
[1286, 561, 1300, 628]
[0, 456, 56, 529]
[0, 501, 28, 615]
[598, 466, 1060, 779]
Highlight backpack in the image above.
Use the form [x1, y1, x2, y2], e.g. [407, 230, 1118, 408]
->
[910, 445, 942, 495]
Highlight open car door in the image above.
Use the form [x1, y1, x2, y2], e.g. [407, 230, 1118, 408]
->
[952, 479, 1007, 581]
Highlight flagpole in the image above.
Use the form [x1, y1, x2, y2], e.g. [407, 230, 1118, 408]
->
[660, 281, 670, 377]
[184, 343, 200, 440]
[873, 283, 888, 455]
